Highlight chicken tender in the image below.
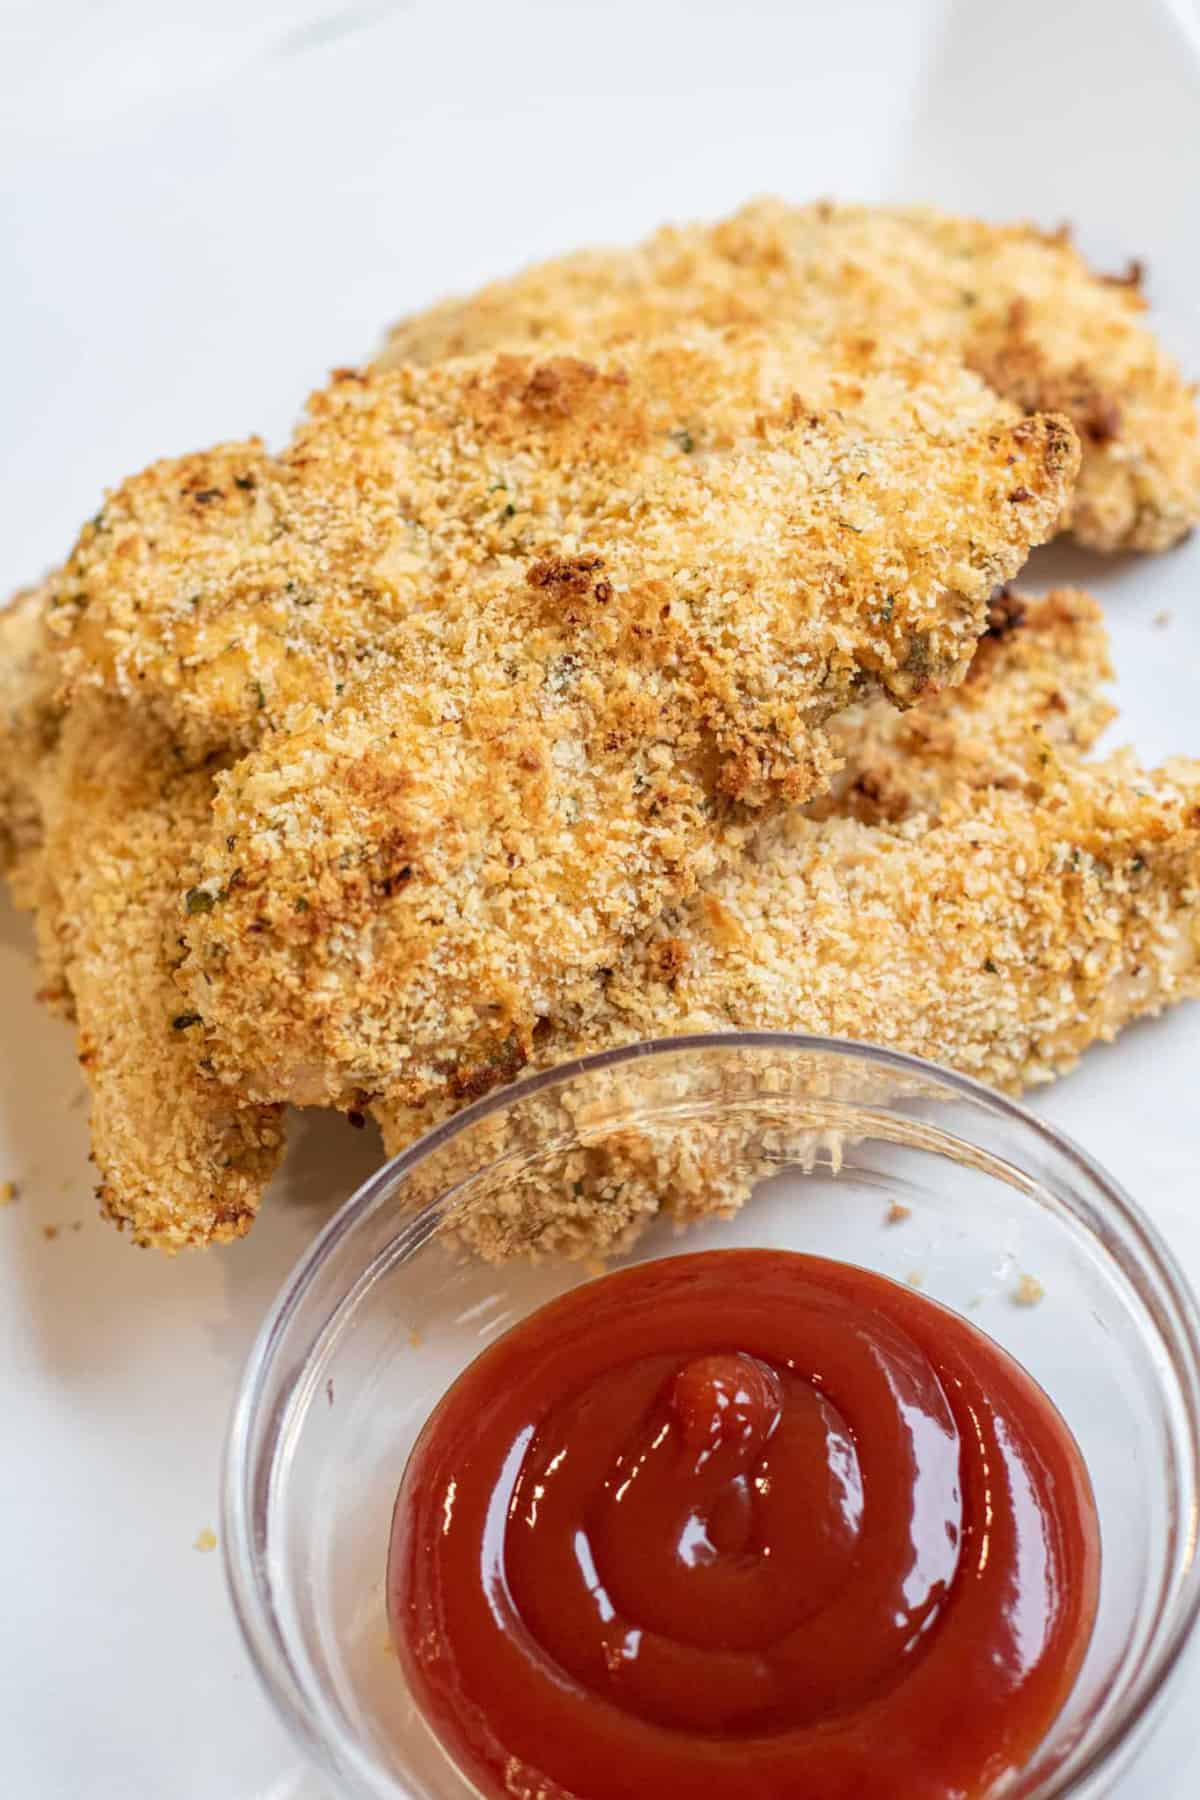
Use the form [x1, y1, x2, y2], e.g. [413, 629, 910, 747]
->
[171, 335, 1075, 1109]
[382, 199, 1200, 553]
[29, 699, 286, 1247]
[46, 329, 1071, 759]
[371, 593, 1200, 1261]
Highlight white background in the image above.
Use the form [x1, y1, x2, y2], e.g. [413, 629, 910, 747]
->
[2, 2, 1200, 1794]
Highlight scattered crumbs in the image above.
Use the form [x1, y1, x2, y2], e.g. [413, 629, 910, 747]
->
[42, 1224, 59, 1241]
[584, 1258, 608, 1278]
[885, 1201, 912, 1226]
[71, 1220, 84, 1233]
[1013, 1272, 1045, 1308]
[194, 1528, 218, 1553]
[905, 1270, 925, 1290]
[380, 1635, 397, 1658]
[408, 1327, 423, 1349]
[1154, 609, 1172, 629]
[0, 1180, 19, 1207]
[326, 1377, 335, 1408]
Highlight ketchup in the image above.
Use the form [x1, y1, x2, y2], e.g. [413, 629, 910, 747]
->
[387, 1250, 1099, 1799]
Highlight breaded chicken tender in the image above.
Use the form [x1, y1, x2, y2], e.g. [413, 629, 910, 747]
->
[45, 330, 1071, 758]
[169, 335, 1075, 1109]
[28, 699, 286, 1247]
[382, 199, 1200, 553]
[370, 594, 1200, 1261]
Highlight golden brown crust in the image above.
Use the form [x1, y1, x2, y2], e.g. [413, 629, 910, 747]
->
[3, 324, 1074, 1248]
[45, 331, 1073, 759]
[163, 334, 1074, 1108]
[382, 200, 1200, 553]
[28, 699, 286, 1249]
[372, 593, 1200, 1260]
[811, 586, 1115, 827]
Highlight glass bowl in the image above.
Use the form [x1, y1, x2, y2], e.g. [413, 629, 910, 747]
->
[222, 1034, 1200, 1800]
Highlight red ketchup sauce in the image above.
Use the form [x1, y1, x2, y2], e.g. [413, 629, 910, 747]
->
[387, 1250, 1099, 1799]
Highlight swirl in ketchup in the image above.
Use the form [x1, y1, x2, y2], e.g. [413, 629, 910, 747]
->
[387, 1249, 1099, 1799]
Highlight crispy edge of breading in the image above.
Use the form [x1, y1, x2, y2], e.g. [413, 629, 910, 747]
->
[30, 697, 286, 1248]
[382, 198, 1200, 553]
[371, 592, 1200, 1262]
[812, 587, 1116, 825]
[0, 583, 60, 899]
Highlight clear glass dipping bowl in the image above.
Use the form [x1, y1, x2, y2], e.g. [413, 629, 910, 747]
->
[222, 1034, 1200, 1799]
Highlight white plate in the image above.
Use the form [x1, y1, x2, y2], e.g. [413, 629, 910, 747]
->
[2, 2, 1199, 1794]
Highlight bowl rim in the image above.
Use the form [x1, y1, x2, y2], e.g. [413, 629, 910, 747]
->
[222, 1030, 1200, 1800]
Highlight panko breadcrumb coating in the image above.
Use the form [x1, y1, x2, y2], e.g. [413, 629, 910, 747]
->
[810, 589, 1115, 827]
[29, 699, 286, 1247]
[0, 324, 1072, 1249]
[44, 330, 1072, 759]
[5, 586, 1196, 1255]
[170, 333, 1075, 1108]
[371, 594, 1200, 1262]
[382, 199, 1200, 553]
